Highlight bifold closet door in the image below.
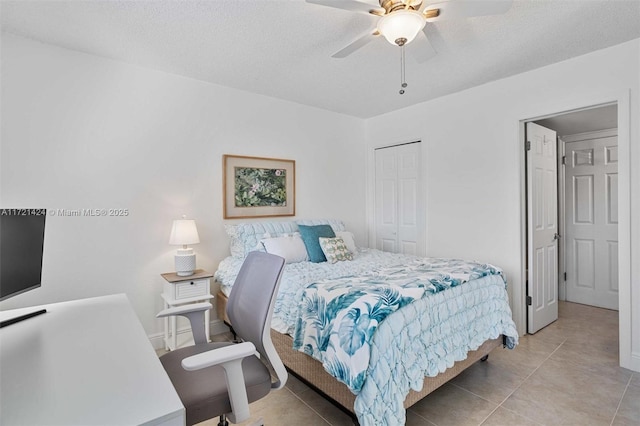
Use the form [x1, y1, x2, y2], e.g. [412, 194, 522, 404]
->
[374, 142, 422, 255]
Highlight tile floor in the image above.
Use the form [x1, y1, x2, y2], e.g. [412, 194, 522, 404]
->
[161, 301, 639, 425]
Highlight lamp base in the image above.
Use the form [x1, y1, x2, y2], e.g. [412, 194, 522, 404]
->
[175, 248, 196, 276]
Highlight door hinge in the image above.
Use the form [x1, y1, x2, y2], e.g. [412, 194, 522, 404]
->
[526, 296, 532, 306]
[562, 155, 566, 165]
[564, 272, 567, 281]
[526, 141, 531, 151]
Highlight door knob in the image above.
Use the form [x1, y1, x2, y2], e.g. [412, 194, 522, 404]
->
[553, 233, 561, 240]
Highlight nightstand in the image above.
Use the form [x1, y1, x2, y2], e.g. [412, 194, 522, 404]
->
[160, 269, 214, 351]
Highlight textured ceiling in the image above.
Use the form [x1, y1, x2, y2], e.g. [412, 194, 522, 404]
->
[1, 0, 639, 118]
[536, 104, 618, 137]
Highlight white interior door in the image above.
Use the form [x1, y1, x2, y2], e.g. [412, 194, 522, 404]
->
[374, 142, 422, 255]
[564, 132, 618, 310]
[526, 122, 559, 333]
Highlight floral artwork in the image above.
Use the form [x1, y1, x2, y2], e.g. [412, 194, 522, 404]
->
[234, 167, 287, 207]
[223, 155, 295, 218]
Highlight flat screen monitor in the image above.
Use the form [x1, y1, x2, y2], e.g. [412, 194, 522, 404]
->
[0, 209, 47, 301]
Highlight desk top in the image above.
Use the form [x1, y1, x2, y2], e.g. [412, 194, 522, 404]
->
[0, 294, 184, 425]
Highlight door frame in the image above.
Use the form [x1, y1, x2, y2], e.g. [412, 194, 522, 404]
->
[558, 136, 566, 301]
[517, 90, 632, 369]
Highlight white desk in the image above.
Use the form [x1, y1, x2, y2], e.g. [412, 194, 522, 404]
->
[0, 294, 184, 426]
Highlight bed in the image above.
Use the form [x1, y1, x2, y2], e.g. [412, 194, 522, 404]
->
[214, 220, 518, 425]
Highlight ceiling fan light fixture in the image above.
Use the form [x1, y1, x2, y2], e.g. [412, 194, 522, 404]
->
[377, 10, 426, 46]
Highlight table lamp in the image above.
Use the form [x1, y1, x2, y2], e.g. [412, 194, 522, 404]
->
[169, 216, 200, 276]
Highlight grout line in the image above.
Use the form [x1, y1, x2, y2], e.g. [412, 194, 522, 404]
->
[405, 408, 438, 426]
[499, 337, 567, 404]
[285, 387, 333, 425]
[477, 404, 501, 425]
[609, 374, 632, 426]
[448, 380, 502, 426]
[450, 382, 501, 406]
[476, 338, 568, 426]
[495, 405, 545, 426]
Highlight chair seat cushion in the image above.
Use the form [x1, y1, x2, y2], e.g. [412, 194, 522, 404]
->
[160, 341, 272, 425]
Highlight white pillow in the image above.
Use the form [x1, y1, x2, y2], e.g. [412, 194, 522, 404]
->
[254, 232, 272, 251]
[261, 235, 309, 264]
[335, 231, 357, 254]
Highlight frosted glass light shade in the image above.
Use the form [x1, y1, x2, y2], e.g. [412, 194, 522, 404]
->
[169, 219, 200, 246]
[377, 10, 426, 46]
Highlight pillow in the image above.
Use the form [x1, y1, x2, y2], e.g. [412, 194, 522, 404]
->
[319, 237, 353, 264]
[224, 220, 345, 258]
[261, 234, 308, 264]
[335, 231, 357, 254]
[298, 224, 336, 263]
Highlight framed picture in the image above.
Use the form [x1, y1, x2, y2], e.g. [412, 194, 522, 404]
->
[223, 155, 296, 219]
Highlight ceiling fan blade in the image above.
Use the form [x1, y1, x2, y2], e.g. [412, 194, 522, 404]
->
[423, 0, 513, 22]
[306, 0, 384, 15]
[410, 30, 437, 63]
[331, 31, 378, 58]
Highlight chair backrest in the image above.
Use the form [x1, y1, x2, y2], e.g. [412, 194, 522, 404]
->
[226, 251, 287, 389]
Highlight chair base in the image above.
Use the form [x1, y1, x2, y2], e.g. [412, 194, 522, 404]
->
[219, 413, 264, 425]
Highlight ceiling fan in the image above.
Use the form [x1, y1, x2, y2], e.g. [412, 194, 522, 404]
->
[307, 0, 514, 63]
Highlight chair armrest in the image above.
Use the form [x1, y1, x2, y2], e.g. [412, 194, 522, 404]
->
[181, 342, 256, 371]
[182, 342, 257, 423]
[156, 302, 212, 319]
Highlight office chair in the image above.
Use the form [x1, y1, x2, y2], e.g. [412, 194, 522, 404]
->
[157, 252, 287, 425]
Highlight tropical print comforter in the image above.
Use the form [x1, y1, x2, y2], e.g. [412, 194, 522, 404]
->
[216, 249, 423, 333]
[215, 250, 519, 425]
[291, 259, 510, 393]
[354, 273, 517, 425]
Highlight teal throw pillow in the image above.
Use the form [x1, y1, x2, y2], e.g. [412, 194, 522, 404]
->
[298, 224, 336, 263]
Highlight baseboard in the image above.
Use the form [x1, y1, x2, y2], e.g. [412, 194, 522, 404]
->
[628, 351, 640, 372]
[148, 319, 231, 351]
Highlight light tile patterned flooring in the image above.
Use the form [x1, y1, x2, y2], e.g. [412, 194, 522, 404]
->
[164, 301, 639, 425]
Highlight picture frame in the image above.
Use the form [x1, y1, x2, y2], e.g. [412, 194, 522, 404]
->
[223, 155, 296, 219]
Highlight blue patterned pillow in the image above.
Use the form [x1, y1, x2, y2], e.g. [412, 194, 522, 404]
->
[319, 237, 353, 263]
[298, 224, 336, 263]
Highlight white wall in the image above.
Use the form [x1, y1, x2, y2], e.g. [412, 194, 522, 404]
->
[3, 33, 638, 370]
[364, 39, 640, 371]
[0, 34, 367, 345]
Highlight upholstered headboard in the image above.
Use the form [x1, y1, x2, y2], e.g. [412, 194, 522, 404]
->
[224, 219, 346, 258]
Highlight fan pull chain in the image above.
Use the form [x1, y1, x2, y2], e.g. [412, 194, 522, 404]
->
[399, 44, 407, 95]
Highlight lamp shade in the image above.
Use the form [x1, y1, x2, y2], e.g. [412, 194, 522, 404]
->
[169, 219, 200, 246]
[377, 10, 426, 46]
